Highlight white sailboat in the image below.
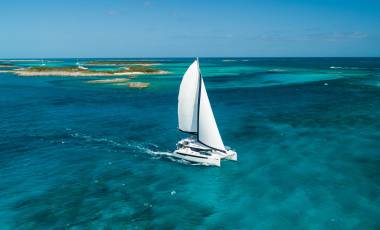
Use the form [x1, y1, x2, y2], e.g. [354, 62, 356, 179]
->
[76, 59, 88, 70]
[173, 58, 237, 167]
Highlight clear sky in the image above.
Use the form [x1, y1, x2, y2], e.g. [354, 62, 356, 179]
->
[1, 0, 379, 58]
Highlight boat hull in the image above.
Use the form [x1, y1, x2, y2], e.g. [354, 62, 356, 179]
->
[172, 138, 237, 167]
[173, 148, 221, 167]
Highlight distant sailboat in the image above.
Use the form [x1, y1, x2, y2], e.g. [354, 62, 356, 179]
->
[76, 59, 88, 70]
[173, 58, 237, 166]
[41, 59, 46, 66]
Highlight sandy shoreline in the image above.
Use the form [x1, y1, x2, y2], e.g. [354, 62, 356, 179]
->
[12, 69, 169, 77]
[87, 78, 130, 84]
[86, 78, 150, 88]
[127, 82, 150, 88]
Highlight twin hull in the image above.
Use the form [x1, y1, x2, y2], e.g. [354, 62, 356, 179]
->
[173, 138, 237, 167]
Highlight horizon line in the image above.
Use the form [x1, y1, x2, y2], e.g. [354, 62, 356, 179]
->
[1, 56, 380, 59]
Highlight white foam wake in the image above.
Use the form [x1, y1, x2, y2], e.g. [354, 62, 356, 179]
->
[65, 129, 206, 166]
[138, 145, 206, 166]
[329, 66, 361, 70]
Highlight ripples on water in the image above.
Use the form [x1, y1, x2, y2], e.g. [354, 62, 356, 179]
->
[0, 58, 379, 229]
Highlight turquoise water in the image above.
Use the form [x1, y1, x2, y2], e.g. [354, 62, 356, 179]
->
[0, 58, 379, 229]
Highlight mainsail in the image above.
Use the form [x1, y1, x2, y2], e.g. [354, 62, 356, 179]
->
[178, 59, 226, 152]
[178, 60, 200, 133]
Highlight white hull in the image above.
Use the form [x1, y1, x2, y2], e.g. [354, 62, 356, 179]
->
[173, 147, 221, 167]
[173, 138, 237, 167]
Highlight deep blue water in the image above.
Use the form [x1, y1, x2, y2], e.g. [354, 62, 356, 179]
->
[0, 58, 379, 229]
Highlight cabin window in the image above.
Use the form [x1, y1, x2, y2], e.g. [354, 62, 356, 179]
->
[199, 151, 212, 156]
[189, 147, 200, 152]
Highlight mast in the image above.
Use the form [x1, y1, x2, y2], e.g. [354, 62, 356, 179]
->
[196, 57, 201, 140]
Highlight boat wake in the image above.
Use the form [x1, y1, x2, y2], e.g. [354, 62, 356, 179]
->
[65, 129, 207, 166]
[329, 66, 362, 70]
[139, 145, 208, 166]
[68, 130, 132, 149]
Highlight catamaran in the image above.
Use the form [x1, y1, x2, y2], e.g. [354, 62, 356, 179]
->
[173, 58, 237, 167]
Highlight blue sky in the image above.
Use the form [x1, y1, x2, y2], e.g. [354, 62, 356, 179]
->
[1, 0, 379, 57]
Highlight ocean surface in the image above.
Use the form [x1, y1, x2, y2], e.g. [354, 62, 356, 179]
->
[0, 58, 379, 229]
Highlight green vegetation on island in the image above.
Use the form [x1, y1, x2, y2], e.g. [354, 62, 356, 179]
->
[0, 64, 14, 68]
[0, 61, 169, 89]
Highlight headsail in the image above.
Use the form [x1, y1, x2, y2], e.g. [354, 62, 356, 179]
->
[197, 78, 226, 152]
[178, 60, 200, 133]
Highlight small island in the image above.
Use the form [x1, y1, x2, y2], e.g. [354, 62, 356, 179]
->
[127, 82, 150, 88]
[11, 65, 168, 77]
[87, 78, 130, 84]
[86, 78, 150, 88]
[0, 60, 168, 89]
[0, 64, 14, 68]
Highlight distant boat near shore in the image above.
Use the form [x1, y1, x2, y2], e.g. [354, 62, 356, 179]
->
[76, 59, 88, 70]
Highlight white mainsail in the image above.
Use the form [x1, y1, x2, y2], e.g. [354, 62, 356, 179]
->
[178, 59, 225, 152]
[178, 60, 200, 133]
[197, 78, 225, 151]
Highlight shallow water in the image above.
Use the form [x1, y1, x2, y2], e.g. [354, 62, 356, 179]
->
[0, 58, 379, 229]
